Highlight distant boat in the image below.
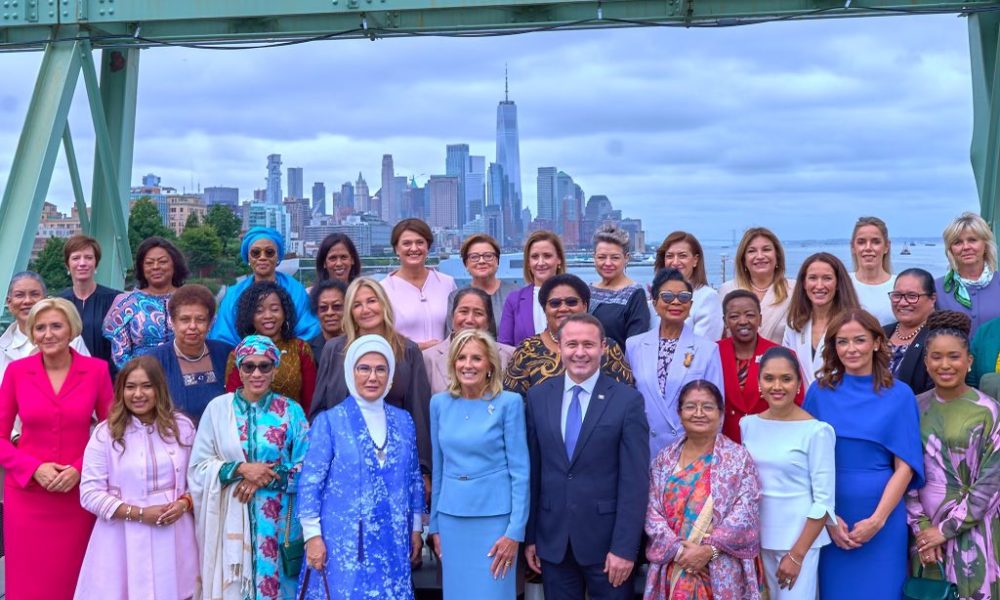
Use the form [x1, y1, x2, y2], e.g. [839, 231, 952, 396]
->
[901, 248, 912, 256]
[924, 243, 935, 246]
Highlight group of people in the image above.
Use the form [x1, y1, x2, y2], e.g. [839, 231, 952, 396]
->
[0, 211, 997, 600]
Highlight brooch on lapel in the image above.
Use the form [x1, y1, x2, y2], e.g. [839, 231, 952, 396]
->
[754, 355, 763, 364]
[683, 345, 695, 368]
[487, 403, 495, 415]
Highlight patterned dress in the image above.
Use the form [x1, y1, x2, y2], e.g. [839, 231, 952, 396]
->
[502, 334, 634, 397]
[906, 388, 1000, 599]
[219, 391, 310, 600]
[225, 338, 317, 414]
[297, 399, 425, 600]
[102, 289, 173, 368]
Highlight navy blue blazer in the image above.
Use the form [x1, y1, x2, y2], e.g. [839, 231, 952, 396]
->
[525, 372, 650, 566]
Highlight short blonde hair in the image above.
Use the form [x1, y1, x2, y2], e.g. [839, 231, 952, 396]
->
[446, 329, 503, 399]
[27, 297, 83, 342]
[943, 212, 998, 272]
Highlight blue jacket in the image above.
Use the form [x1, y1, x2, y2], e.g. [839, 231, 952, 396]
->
[428, 390, 529, 540]
[525, 373, 649, 565]
[625, 322, 724, 460]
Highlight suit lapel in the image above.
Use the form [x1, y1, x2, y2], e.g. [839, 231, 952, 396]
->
[56, 351, 87, 399]
[545, 378, 570, 468]
[569, 376, 611, 467]
[641, 331, 664, 403]
[24, 355, 57, 402]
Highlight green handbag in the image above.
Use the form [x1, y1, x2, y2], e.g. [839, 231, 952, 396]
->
[279, 495, 305, 578]
[903, 562, 959, 600]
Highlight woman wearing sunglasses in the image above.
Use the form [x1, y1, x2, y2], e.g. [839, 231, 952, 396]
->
[625, 268, 723, 460]
[189, 334, 310, 600]
[210, 226, 320, 347]
[503, 273, 634, 398]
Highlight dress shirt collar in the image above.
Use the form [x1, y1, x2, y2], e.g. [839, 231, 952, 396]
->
[564, 368, 601, 397]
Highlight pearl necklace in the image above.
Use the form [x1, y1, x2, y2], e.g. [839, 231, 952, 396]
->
[893, 322, 924, 342]
[173, 340, 209, 362]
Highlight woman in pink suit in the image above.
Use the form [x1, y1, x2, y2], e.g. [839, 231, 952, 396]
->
[0, 298, 113, 600]
[75, 356, 198, 600]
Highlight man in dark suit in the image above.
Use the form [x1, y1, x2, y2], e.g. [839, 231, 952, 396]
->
[524, 313, 649, 599]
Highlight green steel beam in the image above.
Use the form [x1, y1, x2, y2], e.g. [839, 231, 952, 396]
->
[0, 33, 81, 293]
[969, 13, 1000, 232]
[81, 43, 135, 288]
[61, 124, 92, 235]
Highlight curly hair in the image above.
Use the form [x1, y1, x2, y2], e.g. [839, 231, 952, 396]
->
[108, 356, 189, 453]
[235, 280, 296, 340]
[925, 310, 973, 351]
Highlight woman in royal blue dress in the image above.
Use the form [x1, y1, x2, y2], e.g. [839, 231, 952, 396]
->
[298, 334, 425, 599]
[803, 308, 925, 600]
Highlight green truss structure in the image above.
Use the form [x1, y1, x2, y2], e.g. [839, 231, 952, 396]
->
[2, 1, 1000, 289]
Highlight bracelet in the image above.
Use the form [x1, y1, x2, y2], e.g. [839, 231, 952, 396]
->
[124, 505, 133, 522]
[709, 545, 720, 562]
[139, 507, 144, 524]
[786, 553, 803, 567]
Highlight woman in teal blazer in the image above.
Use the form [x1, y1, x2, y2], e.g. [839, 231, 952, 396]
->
[428, 329, 529, 600]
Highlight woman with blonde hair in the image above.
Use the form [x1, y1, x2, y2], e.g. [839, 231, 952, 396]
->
[499, 230, 567, 347]
[311, 277, 433, 473]
[0, 297, 113, 599]
[935, 211, 1000, 337]
[849, 217, 895, 325]
[428, 329, 528, 599]
[718, 227, 794, 343]
[75, 356, 198, 599]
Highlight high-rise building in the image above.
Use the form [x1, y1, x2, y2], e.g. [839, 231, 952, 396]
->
[167, 194, 208, 237]
[131, 177, 174, 226]
[312, 182, 326, 215]
[287, 167, 304, 200]
[354, 173, 370, 213]
[284, 198, 312, 239]
[142, 173, 161, 187]
[495, 69, 522, 241]
[204, 186, 239, 208]
[466, 156, 486, 222]
[484, 204, 504, 244]
[446, 144, 470, 227]
[536, 167, 557, 222]
[380, 154, 394, 221]
[266, 154, 283, 205]
[338, 182, 355, 220]
[427, 176, 460, 229]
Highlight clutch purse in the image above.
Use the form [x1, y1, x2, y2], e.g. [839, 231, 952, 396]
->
[280, 495, 305, 578]
[903, 562, 959, 600]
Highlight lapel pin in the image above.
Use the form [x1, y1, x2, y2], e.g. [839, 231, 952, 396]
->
[598, 394, 605, 400]
[683, 352, 694, 368]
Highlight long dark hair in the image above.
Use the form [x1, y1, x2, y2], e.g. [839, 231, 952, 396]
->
[108, 357, 188, 453]
[315, 233, 361, 283]
[787, 252, 860, 332]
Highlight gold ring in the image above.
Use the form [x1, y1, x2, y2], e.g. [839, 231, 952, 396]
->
[505, 561, 512, 567]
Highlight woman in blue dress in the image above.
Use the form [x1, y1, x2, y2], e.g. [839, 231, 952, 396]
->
[803, 308, 925, 600]
[428, 328, 529, 599]
[298, 334, 425, 599]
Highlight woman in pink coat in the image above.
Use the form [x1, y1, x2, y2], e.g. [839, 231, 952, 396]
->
[0, 298, 113, 600]
[75, 355, 198, 600]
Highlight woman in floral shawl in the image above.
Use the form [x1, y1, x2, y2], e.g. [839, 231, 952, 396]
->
[189, 334, 310, 600]
[906, 315, 1000, 599]
[644, 380, 763, 600]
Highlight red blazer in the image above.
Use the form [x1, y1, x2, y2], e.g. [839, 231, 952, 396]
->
[718, 336, 804, 443]
[0, 350, 113, 488]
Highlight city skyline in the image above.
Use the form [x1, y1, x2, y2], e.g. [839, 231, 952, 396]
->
[0, 15, 981, 243]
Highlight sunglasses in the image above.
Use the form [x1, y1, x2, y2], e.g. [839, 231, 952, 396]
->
[546, 297, 582, 309]
[249, 247, 277, 259]
[239, 361, 275, 374]
[658, 291, 694, 304]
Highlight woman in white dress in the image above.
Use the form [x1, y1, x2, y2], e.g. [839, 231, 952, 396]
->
[849, 217, 895, 325]
[741, 346, 836, 599]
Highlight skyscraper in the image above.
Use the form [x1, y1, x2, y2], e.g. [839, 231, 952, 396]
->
[381, 154, 394, 221]
[354, 173, 370, 213]
[446, 144, 470, 227]
[536, 167, 557, 221]
[204, 186, 239, 208]
[312, 182, 326, 215]
[467, 156, 486, 222]
[427, 176, 460, 229]
[287, 167, 304, 200]
[495, 68, 523, 241]
[266, 154, 282, 205]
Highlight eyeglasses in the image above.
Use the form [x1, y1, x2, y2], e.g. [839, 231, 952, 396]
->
[658, 291, 694, 304]
[249, 247, 277, 259]
[680, 403, 719, 414]
[318, 303, 344, 313]
[546, 297, 582, 309]
[467, 252, 498, 263]
[239, 361, 275, 374]
[888, 291, 930, 304]
[355, 364, 390, 377]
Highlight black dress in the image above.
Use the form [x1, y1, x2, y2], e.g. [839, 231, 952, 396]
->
[58, 284, 121, 367]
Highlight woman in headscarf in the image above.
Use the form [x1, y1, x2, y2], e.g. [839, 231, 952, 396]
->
[298, 335, 425, 599]
[189, 335, 310, 600]
[210, 227, 320, 347]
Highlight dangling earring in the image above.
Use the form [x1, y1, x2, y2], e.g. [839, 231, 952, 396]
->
[486, 370, 493, 380]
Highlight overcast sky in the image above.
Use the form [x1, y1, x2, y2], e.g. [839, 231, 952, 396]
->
[0, 14, 982, 244]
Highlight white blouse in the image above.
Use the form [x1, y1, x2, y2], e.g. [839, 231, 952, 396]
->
[740, 415, 836, 550]
[850, 272, 895, 326]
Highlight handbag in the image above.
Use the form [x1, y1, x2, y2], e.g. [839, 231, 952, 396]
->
[903, 562, 959, 600]
[297, 567, 332, 600]
[279, 494, 305, 578]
